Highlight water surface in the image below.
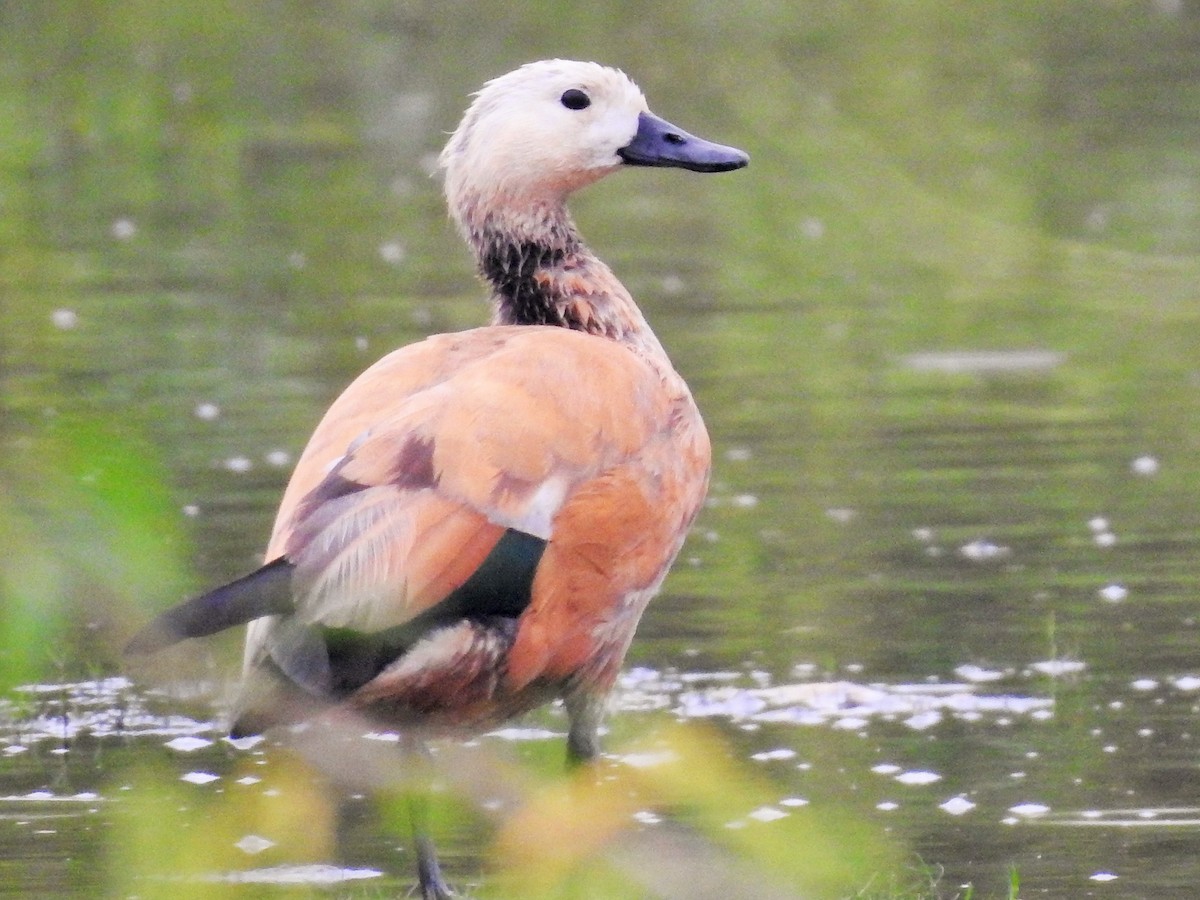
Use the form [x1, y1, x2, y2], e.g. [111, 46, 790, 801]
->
[4, 2, 1200, 897]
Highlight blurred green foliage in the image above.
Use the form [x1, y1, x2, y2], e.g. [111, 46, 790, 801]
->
[105, 721, 901, 899]
[485, 723, 897, 898]
[0, 416, 190, 690]
[109, 751, 338, 899]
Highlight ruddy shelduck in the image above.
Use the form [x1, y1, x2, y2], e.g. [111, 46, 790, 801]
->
[128, 59, 748, 898]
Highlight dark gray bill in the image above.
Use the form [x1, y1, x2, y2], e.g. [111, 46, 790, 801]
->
[618, 111, 749, 173]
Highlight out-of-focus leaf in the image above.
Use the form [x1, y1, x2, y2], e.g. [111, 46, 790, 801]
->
[0, 415, 191, 689]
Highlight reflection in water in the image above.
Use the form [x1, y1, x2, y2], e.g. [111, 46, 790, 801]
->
[900, 350, 1067, 375]
[4, 1, 1200, 896]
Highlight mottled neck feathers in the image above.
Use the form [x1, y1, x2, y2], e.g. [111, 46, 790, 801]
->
[469, 213, 664, 356]
[479, 239, 572, 327]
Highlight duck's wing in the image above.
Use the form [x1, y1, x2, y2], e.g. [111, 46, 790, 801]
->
[245, 326, 707, 699]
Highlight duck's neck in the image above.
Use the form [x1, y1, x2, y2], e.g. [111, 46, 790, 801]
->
[463, 203, 666, 357]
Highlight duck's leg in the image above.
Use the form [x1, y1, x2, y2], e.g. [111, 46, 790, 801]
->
[410, 793, 454, 899]
[402, 736, 456, 899]
[565, 689, 606, 765]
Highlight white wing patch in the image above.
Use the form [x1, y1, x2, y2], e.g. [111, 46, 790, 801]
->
[490, 474, 570, 540]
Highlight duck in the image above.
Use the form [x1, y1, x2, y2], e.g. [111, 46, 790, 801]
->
[126, 59, 748, 898]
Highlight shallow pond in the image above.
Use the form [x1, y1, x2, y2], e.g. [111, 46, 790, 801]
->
[4, 2, 1200, 897]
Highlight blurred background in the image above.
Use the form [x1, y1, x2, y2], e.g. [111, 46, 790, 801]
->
[3, 1, 1200, 897]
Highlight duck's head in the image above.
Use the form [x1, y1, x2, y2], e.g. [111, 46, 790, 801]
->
[440, 59, 748, 234]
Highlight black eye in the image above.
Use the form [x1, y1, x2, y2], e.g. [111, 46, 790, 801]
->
[560, 88, 591, 111]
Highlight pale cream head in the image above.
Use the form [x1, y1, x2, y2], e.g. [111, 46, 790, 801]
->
[440, 60, 650, 228]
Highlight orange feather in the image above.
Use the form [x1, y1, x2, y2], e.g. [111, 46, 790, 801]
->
[244, 325, 710, 726]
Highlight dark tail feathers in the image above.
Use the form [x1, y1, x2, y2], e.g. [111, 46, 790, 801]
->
[124, 557, 295, 656]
